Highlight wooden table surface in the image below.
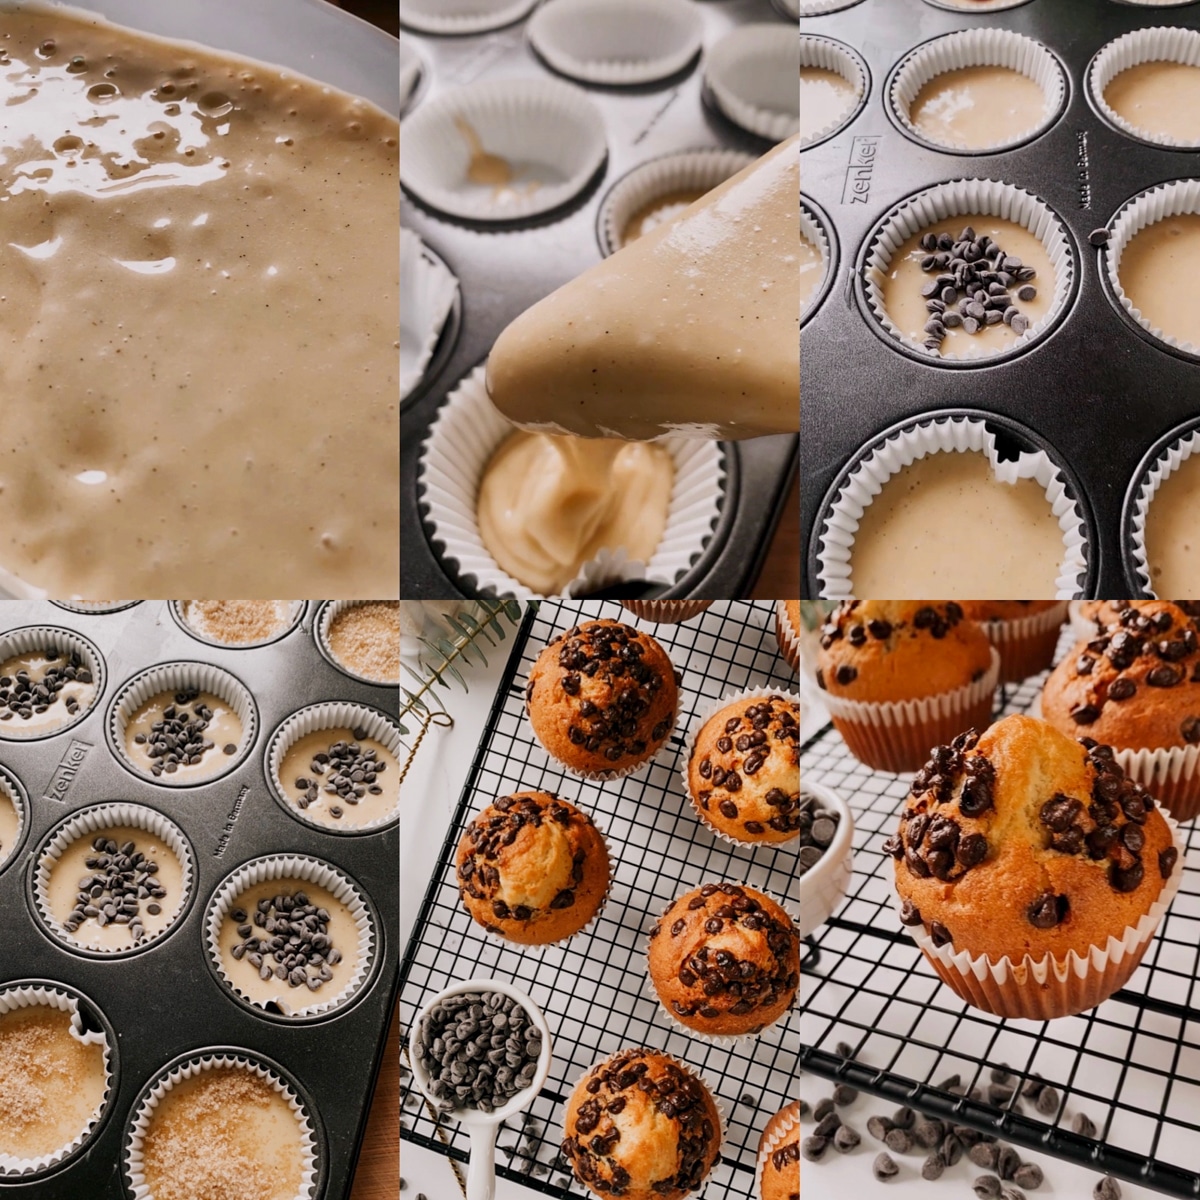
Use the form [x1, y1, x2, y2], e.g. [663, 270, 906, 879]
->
[350, 1005, 400, 1200]
[751, 473, 800, 600]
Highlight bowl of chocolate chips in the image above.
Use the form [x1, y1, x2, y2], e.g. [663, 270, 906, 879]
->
[796, 780, 854, 939]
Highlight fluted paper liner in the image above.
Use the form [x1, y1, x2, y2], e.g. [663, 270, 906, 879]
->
[398, 0, 537, 36]
[620, 600, 714, 624]
[401, 228, 459, 402]
[0, 625, 105, 741]
[1108, 181, 1200, 357]
[680, 685, 801, 848]
[205, 854, 376, 1019]
[794, 35, 863, 148]
[125, 1052, 318, 1199]
[173, 601, 305, 649]
[1093, 28, 1200, 148]
[399, 36, 422, 115]
[0, 767, 25, 872]
[52, 600, 139, 613]
[527, 0, 703, 87]
[108, 661, 257, 786]
[643, 881, 800, 1045]
[1130, 425, 1200, 600]
[316, 601, 399, 686]
[864, 178, 1075, 362]
[775, 600, 801, 673]
[1114, 0, 1196, 6]
[419, 365, 726, 601]
[823, 646, 1001, 774]
[891, 29, 1066, 153]
[0, 984, 112, 1176]
[799, 0, 864, 15]
[756, 1102, 801, 1200]
[400, 77, 607, 223]
[266, 702, 401, 833]
[707, 25, 803, 143]
[799, 198, 832, 326]
[975, 601, 1069, 683]
[900, 810, 1186, 1019]
[34, 803, 194, 956]
[1111, 745, 1200, 823]
[815, 415, 1089, 600]
[598, 150, 754, 257]
[923, 0, 1034, 12]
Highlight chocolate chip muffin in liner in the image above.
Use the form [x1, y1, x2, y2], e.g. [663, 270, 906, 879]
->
[681, 686, 801, 846]
[620, 600, 715, 625]
[205, 854, 376, 1020]
[108, 662, 257, 787]
[455, 791, 613, 947]
[960, 602, 1069, 684]
[1130, 426, 1200, 597]
[1091, 28, 1200, 149]
[562, 1047, 726, 1200]
[756, 1101, 800, 1200]
[0, 765, 26, 873]
[124, 1052, 318, 1200]
[0, 625, 105, 740]
[815, 416, 1090, 599]
[0, 984, 113, 1176]
[887, 714, 1186, 1020]
[890, 29, 1066, 155]
[644, 882, 800, 1043]
[419, 366, 725, 600]
[774, 601, 801, 674]
[795, 35, 865, 147]
[172, 601, 306, 650]
[314, 601, 400, 686]
[34, 804, 195, 956]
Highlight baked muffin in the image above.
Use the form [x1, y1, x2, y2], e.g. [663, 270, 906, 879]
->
[757, 1101, 799, 1200]
[886, 713, 1180, 1019]
[685, 693, 800, 844]
[1077, 599, 1200, 638]
[775, 601, 800, 672]
[526, 620, 680, 778]
[621, 601, 713, 624]
[562, 1048, 722, 1200]
[960, 601, 1067, 684]
[1042, 600, 1200, 819]
[816, 601, 999, 773]
[648, 883, 799, 1037]
[455, 792, 610, 944]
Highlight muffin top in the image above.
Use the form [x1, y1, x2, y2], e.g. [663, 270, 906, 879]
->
[758, 1101, 800, 1200]
[688, 694, 800, 843]
[455, 791, 609, 944]
[562, 1049, 722, 1200]
[1041, 600, 1200, 751]
[960, 601, 1062, 622]
[886, 714, 1177, 963]
[526, 620, 679, 774]
[1079, 599, 1200, 632]
[817, 601, 993, 702]
[648, 883, 799, 1037]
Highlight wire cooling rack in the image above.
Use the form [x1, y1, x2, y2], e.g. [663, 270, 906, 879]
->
[400, 600, 799, 1198]
[801, 634, 1200, 1199]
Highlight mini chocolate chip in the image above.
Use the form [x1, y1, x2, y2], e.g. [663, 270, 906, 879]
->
[1110, 860, 1144, 892]
[873, 1152, 899, 1180]
[1027, 891, 1069, 929]
[929, 921, 953, 947]
[835, 664, 857, 686]
[1094, 1176, 1122, 1200]
[899, 898, 923, 926]
[957, 832, 988, 868]
[1148, 664, 1183, 688]
[1160, 847, 1179, 879]
[1183, 716, 1200, 744]
[1070, 704, 1100, 725]
[1108, 677, 1136, 701]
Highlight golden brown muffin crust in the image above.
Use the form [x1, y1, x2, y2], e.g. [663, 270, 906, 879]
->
[1042, 601, 1200, 752]
[562, 1049, 722, 1200]
[526, 620, 679, 775]
[648, 883, 799, 1037]
[887, 714, 1177, 963]
[758, 1101, 800, 1200]
[816, 601, 993, 703]
[960, 601, 1061, 622]
[688, 694, 800, 843]
[456, 791, 610, 945]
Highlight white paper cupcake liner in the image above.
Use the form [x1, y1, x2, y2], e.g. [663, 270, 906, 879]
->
[815, 416, 1090, 600]
[107, 662, 258, 787]
[799, 0, 864, 14]
[923, 0, 1033, 10]
[1129, 426, 1200, 597]
[775, 600, 801, 673]
[679, 685, 801, 848]
[205, 854, 376, 1019]
[756, 1102, 801, 1200]
[171, 601, 306, 649]
[0, 984, 112, 1176]
[796, 35, 865, 149]
[0, 766, 26, 873]
[863, 178, 1075, 363]
[401, 228, 459, 402]
[418, 365, 725, 601]
[1111, 0, 1198, 10]
[1091, 28, 1200, 148]
[1107, 181, 1200, 358]
[527, 0, 703, 87]
[398, 0, 539, 35]
[400, 77, 607, 223]
[124, 1052, 319, 1199]
[708, 25, 803, 143]
[34, 803, 195, 957]
[50, 601, 140, 613]
[643, 881, 800, 1045]
[315, 601, 399, 686]
[800, 197, 832, 325]
[900, 809, 1186, 1019]
[891, 29, 1066, 153]
[0, 625, 105, 741]
[266, 702, 401, 833]
[597, 149, 754, 257]
[399, 36, 423, 117]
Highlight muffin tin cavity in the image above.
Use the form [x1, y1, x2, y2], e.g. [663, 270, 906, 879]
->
[0, 626, 105, 741]
[796, 35, 866, 149]
[800, 197, 835, 327]
[0, 766, 27, 875]
[1091, 28, 1200, 148]
[315, 601, 400, 687]
[170, 601, 306, 650]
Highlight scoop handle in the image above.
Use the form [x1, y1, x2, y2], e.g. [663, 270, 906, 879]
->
[466, 1120, 498, 1200]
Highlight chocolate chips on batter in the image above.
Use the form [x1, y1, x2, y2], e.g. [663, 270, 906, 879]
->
[228, 890, 342, 992]
[0, 648, 91, 723]
[293, 730, 386, 815]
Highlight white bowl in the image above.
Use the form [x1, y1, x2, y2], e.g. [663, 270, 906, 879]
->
[797, 779, 854, 940]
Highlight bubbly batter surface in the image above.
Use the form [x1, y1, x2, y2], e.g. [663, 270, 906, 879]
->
[851, 452, 1064, 596]
[1119, 214, 1200, 347]
[910, 65, 1046, 148]
[1104, 61, 1200, 142]
[621, 189, 705, 246]
[800, 67, 857, 140]
[1146, 455, 1200, 595]
[0, 7, 398, 596]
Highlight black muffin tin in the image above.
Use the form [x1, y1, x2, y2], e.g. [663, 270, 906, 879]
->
[0, 601, 398, 1199]
[801, 0, 1200, 599]
[400, 0, 798, 599]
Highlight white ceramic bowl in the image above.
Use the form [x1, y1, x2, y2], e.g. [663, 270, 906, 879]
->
[797, 779, 854, 940]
